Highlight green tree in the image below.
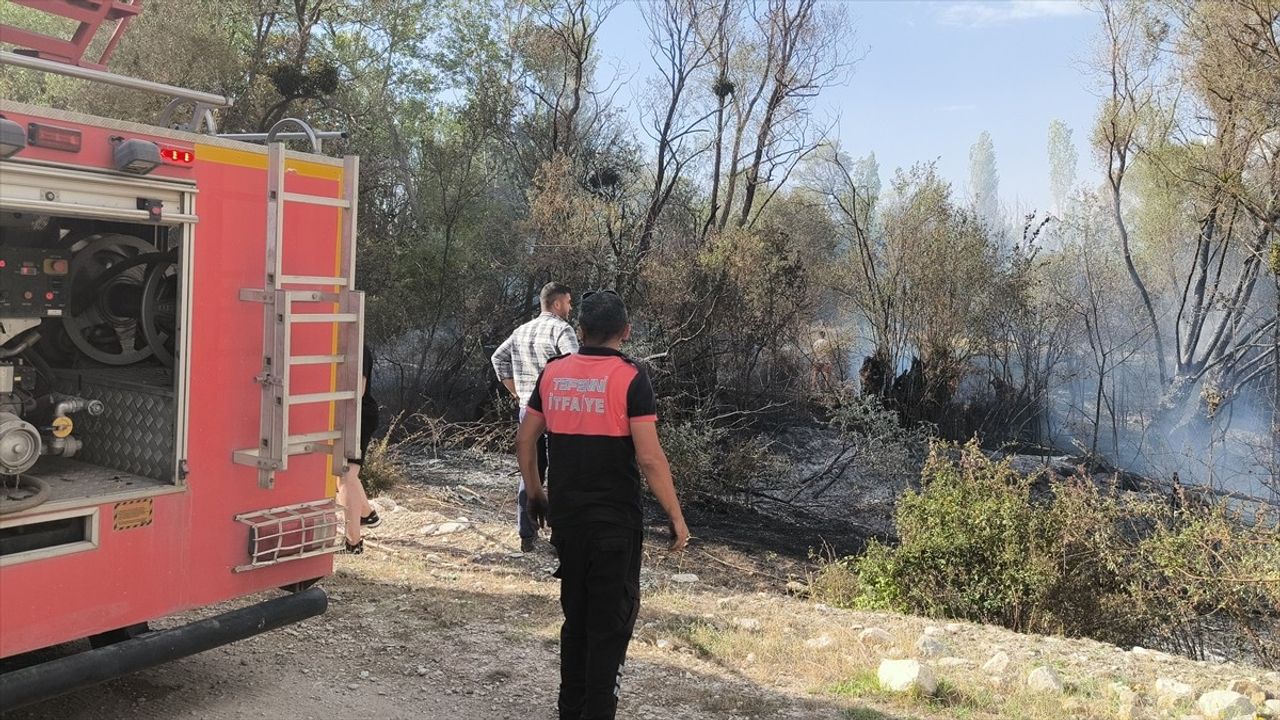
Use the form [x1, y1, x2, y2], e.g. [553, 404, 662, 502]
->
[968, 130, 1000, 231]
[1047, 119, 1077, 214]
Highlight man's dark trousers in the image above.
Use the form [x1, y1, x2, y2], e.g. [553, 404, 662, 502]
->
[517, 428, 549, 540]
[551, 522, 643, 720]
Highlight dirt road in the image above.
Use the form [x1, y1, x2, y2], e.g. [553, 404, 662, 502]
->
[4, 564, 848, 720]
[2, 457, 867, 720]
[6, 456, 1274, 720]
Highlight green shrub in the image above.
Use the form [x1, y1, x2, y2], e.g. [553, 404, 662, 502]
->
[806, 547, 864, 610]
[825, 393, 931, 486]
[659, 418, 724, 497]
[812, 440, 1280, 665]
[844, 442, 1068, 631]
[658, 405, 785, 502]
[358, 414, 410, 497]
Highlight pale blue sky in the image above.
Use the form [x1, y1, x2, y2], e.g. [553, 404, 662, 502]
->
[595, 0, 1101, 214]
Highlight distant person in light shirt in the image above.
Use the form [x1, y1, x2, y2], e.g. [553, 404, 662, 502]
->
[491, 282, 578, 552]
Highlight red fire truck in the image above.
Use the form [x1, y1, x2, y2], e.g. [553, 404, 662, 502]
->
[0, 2, 363, 709]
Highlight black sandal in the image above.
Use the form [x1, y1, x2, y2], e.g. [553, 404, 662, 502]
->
[344, 539, 364, 554]
[360, 510, 381, 528]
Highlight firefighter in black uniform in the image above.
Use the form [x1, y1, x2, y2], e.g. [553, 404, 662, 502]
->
[517, 290, 690, 720]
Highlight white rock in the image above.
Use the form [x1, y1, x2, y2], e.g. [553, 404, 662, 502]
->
[877, 659, 937, 695]
[1197, 691, 1254, 719]
[1108, 682, 1137, 700]
[670, 573, 699, 584]
[915, 635, 949, 658]
[1026, 666, 1064, 694]
[1263, 699, 1280, 718]
[655, 639, 672, 650]
[422, 521, 469, 535]
[981, 650, 1011, 675]
[1156, 678, 1197, 707]
[732, 617, 762, 632]
[1108, 682, 1141, 719]
[370, 497, 399, 512]
[945, 623, 963, 633]
[804, 635, 834, 650]
[858, 628, 895, 648]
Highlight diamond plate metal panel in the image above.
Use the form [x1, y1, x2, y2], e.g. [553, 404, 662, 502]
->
[53, 369, 175, 481]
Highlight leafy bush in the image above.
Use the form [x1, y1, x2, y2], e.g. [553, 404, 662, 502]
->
[805, 547, 863, 611]
[658, 407, 785, 503]
[812, 441, 1280, 665]
[843, 442, 1070, 631]
[825, 393, 932, 486]
[659, 419, 724, 498]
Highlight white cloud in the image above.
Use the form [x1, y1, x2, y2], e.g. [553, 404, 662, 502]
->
[939, 1, 1088, 28]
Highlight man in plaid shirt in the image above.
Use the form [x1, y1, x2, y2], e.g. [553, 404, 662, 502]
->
[492, 282, 579, 551]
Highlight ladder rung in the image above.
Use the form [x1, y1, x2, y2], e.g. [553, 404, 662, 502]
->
[234, 430, 342, 465]
[290, 354, 346, 365]
[278, 275, 348, 286]
[290, 313, 358, 324]
[233, 448, 274, 468]
[284, 291, 341, 303]
[290, 391, 357, 405]
[280, 192, 351, 209]
[287, 430, 343, 445]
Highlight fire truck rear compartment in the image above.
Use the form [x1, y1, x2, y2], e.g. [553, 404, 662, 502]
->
[2, 213, 182, 533]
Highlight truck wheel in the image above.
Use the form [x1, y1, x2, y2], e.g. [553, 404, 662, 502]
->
[88, 622, 150, 648]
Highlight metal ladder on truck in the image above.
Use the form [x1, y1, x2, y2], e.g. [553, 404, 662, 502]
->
[234, 142, 364, 489]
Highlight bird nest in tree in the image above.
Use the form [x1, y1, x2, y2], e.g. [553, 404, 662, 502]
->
[712, 77, 735, 99]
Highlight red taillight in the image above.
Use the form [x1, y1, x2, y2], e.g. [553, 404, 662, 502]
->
[159, 147, 194, 164]
[28, 123, 82, 152]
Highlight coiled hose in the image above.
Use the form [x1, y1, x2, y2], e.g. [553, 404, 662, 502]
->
[0, 475, 51, 515]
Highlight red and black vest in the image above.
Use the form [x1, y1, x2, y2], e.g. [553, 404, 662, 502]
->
[525, 346, 657, 529]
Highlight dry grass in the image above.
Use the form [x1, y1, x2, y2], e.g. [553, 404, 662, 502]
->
[630, 586, 1272, 720]
[340, 462, 1279, 720]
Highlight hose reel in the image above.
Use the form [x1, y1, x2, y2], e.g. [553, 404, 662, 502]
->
[60, 234, 179, 367]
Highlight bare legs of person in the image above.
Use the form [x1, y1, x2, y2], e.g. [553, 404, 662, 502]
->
[337, 461, 373, 553]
